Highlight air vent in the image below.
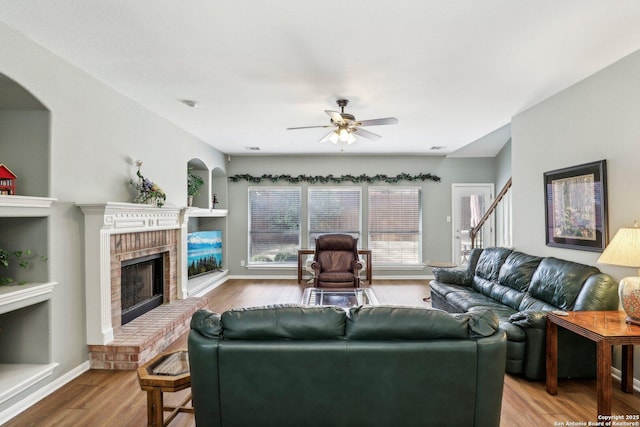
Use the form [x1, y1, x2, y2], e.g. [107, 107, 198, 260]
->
[244, 146, 261, 151]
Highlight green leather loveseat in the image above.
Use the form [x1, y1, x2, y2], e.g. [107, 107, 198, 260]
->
[430, 247, 619, 380]
[188, 304, 507, 427]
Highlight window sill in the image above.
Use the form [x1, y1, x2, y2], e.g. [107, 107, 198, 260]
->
[374, 264, 425, 271]
[246, 263, 297, 270]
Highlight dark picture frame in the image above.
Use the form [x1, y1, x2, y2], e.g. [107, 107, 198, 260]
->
[544, 160, 608, 252]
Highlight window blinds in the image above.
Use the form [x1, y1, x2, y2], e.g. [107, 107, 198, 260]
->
[368, 187, 422, 265]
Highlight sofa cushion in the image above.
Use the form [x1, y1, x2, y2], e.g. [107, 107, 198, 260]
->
[429, 281, 476, 299]
[527, 257, 599, 310]
[221, 304, 346, 339]
[445, 291, 507, 313]
[472, 276, 496, 296]
[498, 251, 542, 292]
[346, 306, 470, 340]
[346, 306, 500, 340]
[475, 247, 512, 281]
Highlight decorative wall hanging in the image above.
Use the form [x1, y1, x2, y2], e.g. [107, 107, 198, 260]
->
[228, 172, 441, 184]
[544, 160, 608, 251]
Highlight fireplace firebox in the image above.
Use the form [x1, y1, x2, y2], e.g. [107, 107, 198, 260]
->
[121, 253, 164, 325]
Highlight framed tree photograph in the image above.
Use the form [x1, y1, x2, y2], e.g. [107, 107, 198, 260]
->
[544, 160, 608, 252]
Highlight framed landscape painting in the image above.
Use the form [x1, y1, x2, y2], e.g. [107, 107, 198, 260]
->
[544, 160, 608, 252]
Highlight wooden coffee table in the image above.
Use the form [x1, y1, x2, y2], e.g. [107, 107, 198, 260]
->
[137, 349, 193, 427]
[546, 310, 640, 417]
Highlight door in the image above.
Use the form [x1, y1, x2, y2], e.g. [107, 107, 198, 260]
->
[452, 184, 494, 265]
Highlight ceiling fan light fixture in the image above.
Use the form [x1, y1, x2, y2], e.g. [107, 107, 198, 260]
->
[287, 98, 397, 145]
[338, 128, 350, 142]
[346, 133, 356, 144]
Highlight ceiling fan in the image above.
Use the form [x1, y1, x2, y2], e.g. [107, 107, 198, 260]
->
[287, 99, 398, 144]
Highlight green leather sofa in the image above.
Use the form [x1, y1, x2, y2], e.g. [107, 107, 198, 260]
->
[188, 304, 507, 427]
[430, 247, 619, 380]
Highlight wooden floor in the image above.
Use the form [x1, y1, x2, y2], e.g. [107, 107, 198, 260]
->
[4, 279, 640, 426]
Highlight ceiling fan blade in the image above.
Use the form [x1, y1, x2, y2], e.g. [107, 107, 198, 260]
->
[353, 128, 382, 140]
[286, 125, 333, 130]
[319, 130, 336, 143]
[355, 117, 398, 127]
[325, 110, 346, 125]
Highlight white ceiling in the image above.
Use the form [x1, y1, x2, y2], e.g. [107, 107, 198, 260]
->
[2, 1, 640, 156]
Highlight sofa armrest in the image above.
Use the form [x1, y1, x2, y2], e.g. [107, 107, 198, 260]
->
[352, 259, 363, 272]
[509, 310, 547, 329]
[432, 267, 472, 286]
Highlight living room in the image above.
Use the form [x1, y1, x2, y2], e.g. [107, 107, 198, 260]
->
[2, 2, 640, 426]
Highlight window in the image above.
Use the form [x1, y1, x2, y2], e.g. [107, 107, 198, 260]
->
[248, 188, 301, 264]
[308, 187, 361, 244]
[368, 187, 422, 265]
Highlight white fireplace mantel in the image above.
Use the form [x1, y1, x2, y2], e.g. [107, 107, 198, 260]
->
[77, 202, 188, 345]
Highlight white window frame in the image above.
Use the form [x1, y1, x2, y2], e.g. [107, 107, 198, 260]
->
[247, 187, 301, 266]
[307, 186, 362, 246]
[368, 186, 422, 267]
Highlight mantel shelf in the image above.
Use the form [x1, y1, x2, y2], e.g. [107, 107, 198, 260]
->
[185, 208, 228, 218]
[0, 195, 56, 217]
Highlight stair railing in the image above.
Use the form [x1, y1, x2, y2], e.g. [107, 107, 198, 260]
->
[470, 177, 512, 249]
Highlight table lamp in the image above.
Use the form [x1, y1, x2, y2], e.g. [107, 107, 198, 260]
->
[597, 222, 640, 325]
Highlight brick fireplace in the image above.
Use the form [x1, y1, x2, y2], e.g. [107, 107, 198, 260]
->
[78, 202, 208, 369]
[110, 230, 178, 331]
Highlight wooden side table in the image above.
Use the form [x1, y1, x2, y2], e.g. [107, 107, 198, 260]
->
[546, 311, 640, 417]
[137, 349, 193, 427]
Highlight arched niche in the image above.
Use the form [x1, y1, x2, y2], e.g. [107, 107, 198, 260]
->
[211, 167, 227, 209]
[187, 158, 209, 208]
[0, 73, 50, 197]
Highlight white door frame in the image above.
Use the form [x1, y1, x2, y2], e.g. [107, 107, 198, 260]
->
[451, 183, 495, 265]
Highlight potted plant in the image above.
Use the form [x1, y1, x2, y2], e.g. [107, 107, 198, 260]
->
[187, 167, 205, 206]
[0, 248, 47, 285]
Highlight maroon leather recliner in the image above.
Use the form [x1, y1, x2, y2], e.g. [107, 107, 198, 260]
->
[311, 234, 363, 288]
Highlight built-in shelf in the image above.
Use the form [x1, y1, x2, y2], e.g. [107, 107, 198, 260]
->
[185, 208, 228, 218]
[187, 269, 229, 297]
[0, 363, 58, 405]
[0, 282, 57, 315]
[0, 195, 57, 409]
[0, 195, 56, 217]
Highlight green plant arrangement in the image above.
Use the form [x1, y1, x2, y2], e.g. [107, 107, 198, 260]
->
[129, 160, 166, 207]
[0, 248, 47, 285]
[228, 172, 441, 184]
[187, 167, 205, 196]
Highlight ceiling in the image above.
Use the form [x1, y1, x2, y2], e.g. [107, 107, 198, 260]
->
[2, 1, 640, 157]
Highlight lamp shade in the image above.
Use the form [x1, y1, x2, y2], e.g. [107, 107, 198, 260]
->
[597, 227, 640, 268]
[598, 226, 640, 325]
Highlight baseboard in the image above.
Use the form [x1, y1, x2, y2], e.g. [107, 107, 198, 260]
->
[228, 274, 434, 281]
[0, 360, 91, 425]
[611, 366, 640, 393]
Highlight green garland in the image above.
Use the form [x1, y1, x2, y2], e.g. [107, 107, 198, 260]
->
[228, 172, 441, 184]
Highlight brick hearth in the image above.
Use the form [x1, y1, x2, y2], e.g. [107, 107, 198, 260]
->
[88, 296, 208, 370]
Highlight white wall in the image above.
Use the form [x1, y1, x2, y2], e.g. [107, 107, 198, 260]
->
[512, 48, 640, 381]
[0, 22, 225, 414]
